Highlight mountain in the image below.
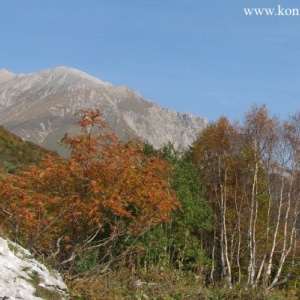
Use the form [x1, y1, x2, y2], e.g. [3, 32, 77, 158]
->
[0, 67, 206, 155]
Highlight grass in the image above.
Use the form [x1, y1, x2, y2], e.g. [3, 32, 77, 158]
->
[66, 267, 300, 300]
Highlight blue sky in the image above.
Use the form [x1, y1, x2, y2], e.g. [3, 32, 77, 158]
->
[1, 1, 300, 121]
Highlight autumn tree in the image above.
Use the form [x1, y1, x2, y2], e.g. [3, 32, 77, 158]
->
[0, 109, 179, 273]
[192, 105, 300, 289]
[264, 112, 300, 289]
[192, 116, 243, 287]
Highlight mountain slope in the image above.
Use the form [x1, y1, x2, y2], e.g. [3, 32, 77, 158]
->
[0, 67, 206, 154]
[0, 125, 57, 173]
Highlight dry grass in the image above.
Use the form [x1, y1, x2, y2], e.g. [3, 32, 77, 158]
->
[66, 267, 300, 300]
[67, 267, 205, 300]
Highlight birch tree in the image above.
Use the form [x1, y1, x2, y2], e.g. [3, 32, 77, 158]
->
[193, 117, 242, 287]
[192, 105, 300, 289]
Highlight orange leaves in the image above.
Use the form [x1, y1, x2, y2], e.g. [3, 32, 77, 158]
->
[0, 109, 179, 266]
[75, 109, 108, 133]
[90, 180, 100, 194]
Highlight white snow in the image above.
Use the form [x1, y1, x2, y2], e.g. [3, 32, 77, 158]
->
[0, 236, 68, 300]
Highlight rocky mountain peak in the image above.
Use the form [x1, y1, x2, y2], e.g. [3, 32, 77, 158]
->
[38, 66, 112, 86]
[0, 67, 206, 154]
[0, 69, 15, 83]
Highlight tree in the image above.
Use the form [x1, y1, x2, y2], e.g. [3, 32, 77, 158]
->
[132, 143, 212, 275]
[0, 109, 179, 273]
[192, 105, 300, 289]
[192, 116, 242, 287]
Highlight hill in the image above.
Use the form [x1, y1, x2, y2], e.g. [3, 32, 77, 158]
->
[0, 125, 57, 173]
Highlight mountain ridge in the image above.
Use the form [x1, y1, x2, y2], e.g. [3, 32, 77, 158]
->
[0, 67, 206, 154]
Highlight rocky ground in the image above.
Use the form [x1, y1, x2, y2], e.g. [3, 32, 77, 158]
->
[0, 236, 68, 300]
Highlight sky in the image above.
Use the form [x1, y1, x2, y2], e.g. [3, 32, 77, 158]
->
[1, 1, 300, 122]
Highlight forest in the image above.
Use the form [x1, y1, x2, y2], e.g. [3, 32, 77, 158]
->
[1, 106, 300, 299]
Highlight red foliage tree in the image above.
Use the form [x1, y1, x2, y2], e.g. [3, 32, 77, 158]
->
[0, 109, 179, 271]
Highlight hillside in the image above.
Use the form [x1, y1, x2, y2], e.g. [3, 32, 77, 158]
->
[0, 126, 56, 173]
